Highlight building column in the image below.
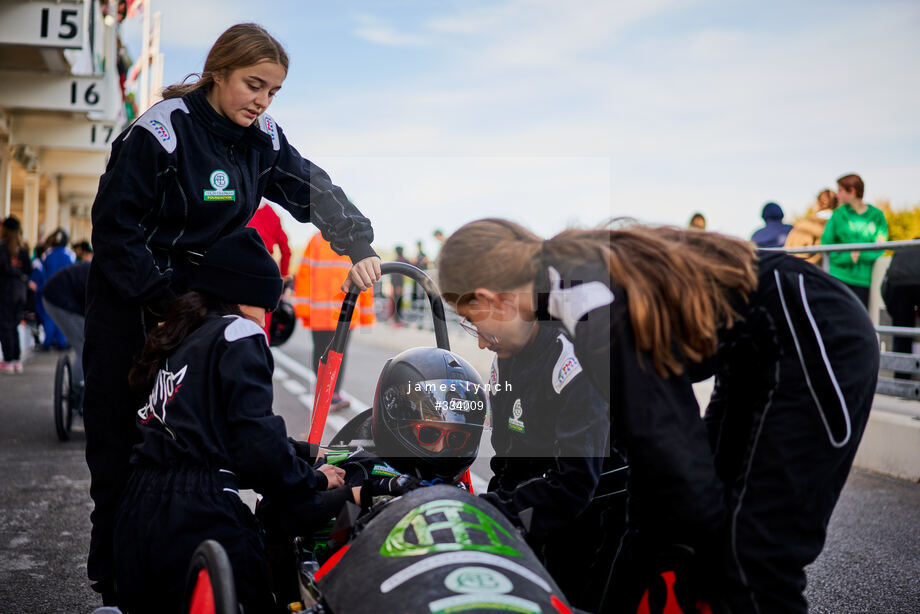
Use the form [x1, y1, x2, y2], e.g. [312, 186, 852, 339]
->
[22, 170, 39, 247]
[59, 200, 72, 237]
[0, 139, 10, 219]
[74, 202, 92, 242]
[45, 175, 60, 235]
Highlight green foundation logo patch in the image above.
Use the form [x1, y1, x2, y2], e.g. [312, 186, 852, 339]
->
[507, 399, 525, 433]
[204, 169, 235, 201]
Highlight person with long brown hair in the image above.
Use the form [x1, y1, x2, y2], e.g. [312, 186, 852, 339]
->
[438, 218, 878, 613]
[0, 216, 32, 373]
[450, 270, 622, 613]
[83, 23, 380, 603]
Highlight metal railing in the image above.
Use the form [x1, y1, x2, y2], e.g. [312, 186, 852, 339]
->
[766, 238, 920, 400]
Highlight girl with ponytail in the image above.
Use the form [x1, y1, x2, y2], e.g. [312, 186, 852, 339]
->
[439, 218, 878, 613]
[84, 23, 380, 603]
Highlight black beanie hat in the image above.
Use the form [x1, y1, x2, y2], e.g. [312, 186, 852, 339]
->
[190, 227, 282, 310]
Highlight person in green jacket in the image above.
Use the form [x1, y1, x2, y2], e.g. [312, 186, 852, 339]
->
[821, 173, 888, 307]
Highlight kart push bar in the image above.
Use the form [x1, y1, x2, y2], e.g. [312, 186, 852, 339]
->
[307, 262, 451, 445]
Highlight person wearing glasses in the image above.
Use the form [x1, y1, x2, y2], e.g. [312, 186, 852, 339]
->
[446, 272, 623, 613]
[439, 218, 878, 614]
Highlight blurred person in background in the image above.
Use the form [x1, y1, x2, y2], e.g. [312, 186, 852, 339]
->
[432, 228, 446, 263]
[73, 240, 93, 262]
[43, 253, 92, 403]
[33, 228, 75, 351]
[784, 189, 839, 266]
[689, 212, 707, 230]
[411, 239, 429, 307]
[0, 217, 32, 373]
[751, 202, 793, 248]
[881, 239, 920, 378]
[247, 199, 292, 335]
[293, 233, 376, 412]
[390, 245, 410, 325]
[821, 173, 888, 308]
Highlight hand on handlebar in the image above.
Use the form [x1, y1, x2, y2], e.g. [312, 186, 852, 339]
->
[371, 474, 423, 498]
[318, 463, 345, 489]
[341, 256, 382, 292]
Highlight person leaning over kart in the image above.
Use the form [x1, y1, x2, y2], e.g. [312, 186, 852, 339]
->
[439, 218, 878, 614]
[112, 228, 367, 614]
[84, 23, 381, 604]
[438, 233, 625, 613]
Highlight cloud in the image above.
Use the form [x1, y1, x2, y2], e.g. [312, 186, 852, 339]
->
[270, 0, 919, 240]
[141, 0, 919, 245]
[122, 0, 252, 50]
[351, 13, 429, 46]
[274, 155, 612, 254]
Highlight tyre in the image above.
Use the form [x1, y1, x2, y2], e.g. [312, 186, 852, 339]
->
[54, 354, 72, 441]
[184, 540, 239, 614]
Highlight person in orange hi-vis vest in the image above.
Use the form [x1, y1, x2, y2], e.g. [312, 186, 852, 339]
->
[293, 233, 376, 411]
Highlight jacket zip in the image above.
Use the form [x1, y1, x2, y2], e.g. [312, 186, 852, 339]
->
[228, 144, 247, 211]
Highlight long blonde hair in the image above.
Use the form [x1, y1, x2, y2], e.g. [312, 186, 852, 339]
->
[438, 219, 758, 376]
[162, 23, 288, 99]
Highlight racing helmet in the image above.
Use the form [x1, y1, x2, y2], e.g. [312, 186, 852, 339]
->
[268, 299, 296, 347]
[372, 347, 488, 482]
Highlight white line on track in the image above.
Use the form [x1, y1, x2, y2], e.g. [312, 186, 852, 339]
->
[281, 379, 307, 396]
[271, 348, 317, 388]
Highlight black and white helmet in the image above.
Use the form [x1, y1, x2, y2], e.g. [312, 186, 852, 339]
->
[372, 347, 488, 481]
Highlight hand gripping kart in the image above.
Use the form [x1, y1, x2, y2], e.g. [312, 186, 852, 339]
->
[181, 262, 578, 614]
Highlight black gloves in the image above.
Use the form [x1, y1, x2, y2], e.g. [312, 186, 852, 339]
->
[359, 474, 423, 511]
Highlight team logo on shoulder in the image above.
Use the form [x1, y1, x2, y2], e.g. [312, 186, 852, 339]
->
[148, 119, 170, 142]
[259, 114, 281, 151]
[507, 398, 525, 433]
[552, 335, 583, 394]
[137, 364, 187, 440]
[203, 169, 236, 201]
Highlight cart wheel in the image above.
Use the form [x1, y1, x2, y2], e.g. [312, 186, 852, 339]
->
[54, 354, 73, 441]
[184, 540, 239, 614]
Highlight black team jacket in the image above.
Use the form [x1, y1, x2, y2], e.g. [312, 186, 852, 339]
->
[91, 87, 376, 306]
[131, 314, 328, 504]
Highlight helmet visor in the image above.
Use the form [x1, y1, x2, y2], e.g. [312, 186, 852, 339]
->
[382, 379, 489, 428]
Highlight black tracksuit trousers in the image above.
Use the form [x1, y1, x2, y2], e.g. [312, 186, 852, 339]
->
[705, 261, 878, 613]
[82, 267, 155, 598]
[113, 466, 273, 613]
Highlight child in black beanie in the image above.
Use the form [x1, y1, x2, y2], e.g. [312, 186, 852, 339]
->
[111, 228, 352, 613]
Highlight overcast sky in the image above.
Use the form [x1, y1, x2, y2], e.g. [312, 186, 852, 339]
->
[121, 0, 920, 255]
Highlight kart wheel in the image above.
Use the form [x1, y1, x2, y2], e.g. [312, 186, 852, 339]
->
[54, 354, 73, 441]
[184, 540, 239, 614]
